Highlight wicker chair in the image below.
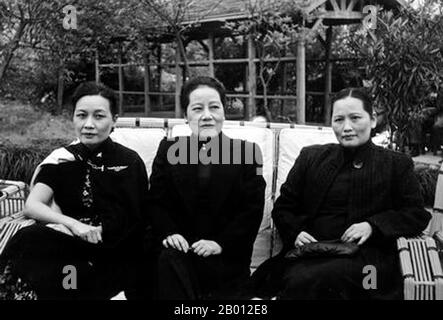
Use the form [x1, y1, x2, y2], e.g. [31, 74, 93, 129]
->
[0, 180, 35, 254]
[396, 157, 443, 299]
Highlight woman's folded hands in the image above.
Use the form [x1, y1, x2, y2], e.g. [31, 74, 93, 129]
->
[46, 221, 103, 244]
[294, 221, 373, 248]
[163, 234, 222, 257]
[67, 220, 103, 244]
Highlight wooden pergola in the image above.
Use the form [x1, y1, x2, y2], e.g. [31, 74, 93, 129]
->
[96, 0, 406, 124]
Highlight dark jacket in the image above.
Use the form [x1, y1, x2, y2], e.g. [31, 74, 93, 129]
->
[273, 141, 431, 251]
[148, 133, 266, 267]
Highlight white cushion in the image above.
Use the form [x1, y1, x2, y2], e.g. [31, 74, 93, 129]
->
[434, 162, 443, 211]
[276, 127, 337, 199]
[110, 128, 166, 177]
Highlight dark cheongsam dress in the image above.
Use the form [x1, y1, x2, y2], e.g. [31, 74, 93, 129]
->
[0, 138, 150, 300]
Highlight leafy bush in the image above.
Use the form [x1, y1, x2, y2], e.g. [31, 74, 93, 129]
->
[0, 139, 71, 184]
[0, 263, 37, 300]
[414, 164, 439, 207]
[353, 4, 443, 151]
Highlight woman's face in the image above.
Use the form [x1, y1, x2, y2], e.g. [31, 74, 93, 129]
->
[332, 96, 376, 148]
[73, 95, 116, 149]
[185, 85, 225, 139]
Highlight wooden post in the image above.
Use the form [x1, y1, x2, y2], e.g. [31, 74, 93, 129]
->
[296, 38, 306, 124]
[175, 46, 182, 118]
[324, 26, 333, 125]
[57, 58, 64, 110]
[247, 35, 257, 120]
[157, 45, 163, 111]
[95, 48, 100, 83]
[208, 33, 215, 77]
[117, 43, 124, 115]
[281, 61, 288, 119]
[144, 53, 151, 116]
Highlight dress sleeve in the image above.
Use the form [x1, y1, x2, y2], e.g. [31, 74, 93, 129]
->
[148, 138, 180, 241]
[33, 164, 58, 191]
[366, 155, 432, 238]
[212, 142, 266, 258]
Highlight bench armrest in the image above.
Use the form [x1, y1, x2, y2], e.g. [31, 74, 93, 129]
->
[397, 236, 443, 300]
[0, 212, 35, 255]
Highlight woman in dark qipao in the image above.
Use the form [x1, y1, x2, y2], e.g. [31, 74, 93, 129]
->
[250, 87, 431, 300]
[0, 82, 150, 300]
[149, 76, 266, 299]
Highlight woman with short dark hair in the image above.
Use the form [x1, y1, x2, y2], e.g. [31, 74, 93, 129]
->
[250, 87, 431, 300]
[0, 81, 150, 300]
[149, 76, 266, 299]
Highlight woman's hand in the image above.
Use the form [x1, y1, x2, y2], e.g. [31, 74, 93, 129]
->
[294, 231, 317, 247]
[68, 221, 103, 244]
[162, 234, 189, 252]
[191, 240, 222, 257]
[341, 222, 372, 245]
[46, 223, 74, 236]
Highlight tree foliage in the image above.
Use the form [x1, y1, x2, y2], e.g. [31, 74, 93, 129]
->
[227, 0, 324, 121]
[352, 2, 443, 150]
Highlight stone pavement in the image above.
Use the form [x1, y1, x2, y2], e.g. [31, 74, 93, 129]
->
[413, 152, 443, 169]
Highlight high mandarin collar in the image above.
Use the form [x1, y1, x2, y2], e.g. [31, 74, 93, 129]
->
[75, 137, 114, 161]
[190, 132, 224, 150]
[342, 139, 374, 164]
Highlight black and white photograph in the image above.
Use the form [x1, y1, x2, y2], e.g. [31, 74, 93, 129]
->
[0, 0, 442, 313]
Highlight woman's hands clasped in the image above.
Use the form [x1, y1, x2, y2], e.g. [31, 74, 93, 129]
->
[162, 234, 222, 257]
[191, 240, 222, 257]
[294, 222, 373, 247]
[68, 221, 103, 244]
[163, 234, 189, 252]
[47, 221, 103, 244]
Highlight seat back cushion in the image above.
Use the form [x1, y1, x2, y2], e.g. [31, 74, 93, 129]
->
[110, 128, 166, 178]
[426, 162, 443, 235]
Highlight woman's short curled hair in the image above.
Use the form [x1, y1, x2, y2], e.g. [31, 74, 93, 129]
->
[332, 87, 373, 116]
[72, 81, 118, 116]
[180, 76, 226, 115]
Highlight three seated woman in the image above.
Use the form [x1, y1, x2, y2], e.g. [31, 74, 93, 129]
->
[0, 80, 431, 300]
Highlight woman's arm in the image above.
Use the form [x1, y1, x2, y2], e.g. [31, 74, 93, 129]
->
[25, 182, 78, 228]
[25, 183, 102, 243]
[148, 138, 181, 241]
[366, 155, 432, 238]
[212, 142, 266, 258]
[272, 147, 311, 249]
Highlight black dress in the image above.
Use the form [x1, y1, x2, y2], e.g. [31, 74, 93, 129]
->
[0, 138, 151, 300]
[250, 140, 431, 300]
[149, 133, 266, 299]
